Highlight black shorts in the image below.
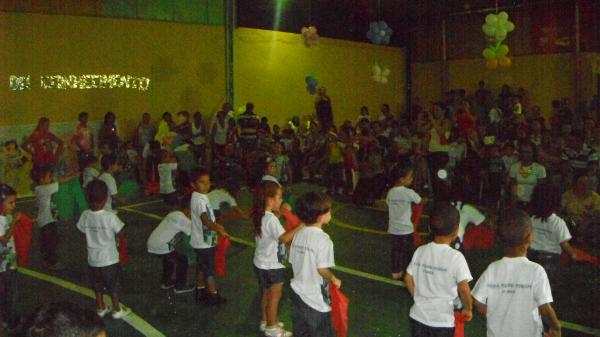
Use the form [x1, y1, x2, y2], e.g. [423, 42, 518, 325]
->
[254, 266, 286, 289]
[89, 263, 121, 294]
[195, 247, 216, 278]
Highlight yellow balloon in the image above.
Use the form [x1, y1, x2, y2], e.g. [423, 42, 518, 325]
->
[486, 59, 499, 69]
[499, 57, 512, 67]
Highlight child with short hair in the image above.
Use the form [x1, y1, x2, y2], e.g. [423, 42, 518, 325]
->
[253, 181, 303, 337]
[158, 150, 178, 207]
[77, 180, 129, 319]
[98, 154, 124, 213]
[189, 168, 230, 305]
[0, 184, 20, 330]
[73, 112, 94, 162]
[404, 202, 473, 337]
[208, 179, 246, 222]
[387, 163, 422, 280]
[289, 191, 340, 337]
[147, 195, 194, 294]
[32, 167, 64, 270]
[81, 155, 99, 188]
[272, 142, 293, 186]
[472, 209, 561, 337]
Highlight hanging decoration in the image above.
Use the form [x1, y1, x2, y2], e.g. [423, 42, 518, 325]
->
[371, 63, 390, 84]
[366, 21, 393, 45]
[301, 26, 319, 47]
[481, 11, 515, 69]
[305, 75, 319, 95]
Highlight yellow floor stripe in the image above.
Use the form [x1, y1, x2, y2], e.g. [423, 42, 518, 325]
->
[18, 267, 166, 337]
[123, 204, 600, 336]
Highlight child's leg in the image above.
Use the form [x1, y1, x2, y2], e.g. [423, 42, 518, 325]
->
[105, 264, 122, 312]
[89, 267, 105, 310]
[95, 292, 105, 310]
[173, 251, 189, 289]
[266, 283, 284, 326]
[0, 270, 19, 327]
[291, 289, 334, 337]
[161, 253, 176, 287]
[391, 235, 403, 279]
[194, 249, 206, 289]
[260, 289, 268, 323]
[399, 234, 414, 275]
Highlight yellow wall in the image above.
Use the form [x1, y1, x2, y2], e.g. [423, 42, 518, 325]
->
[234, 28, 406, 126]
[412, 53, 598, 117]
[0, 12, 225, 134]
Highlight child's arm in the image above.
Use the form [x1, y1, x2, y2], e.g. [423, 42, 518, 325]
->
[0, 212, 20, 244]
[318, 268, 341, 288]
[200, 212, 229, 237]
[539, 303, 561, 337]
[559, 241, 577, 260]
[472, 298, 487, 316]
[404, 273, 415, 296]
[278, 224, 304, 244]
[457, 280, 473, 321]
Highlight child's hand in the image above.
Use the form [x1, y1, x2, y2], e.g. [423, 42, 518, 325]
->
[281, 202, 292, 212]
[461, 308, 473, 322]
[331, 276, 341, 289]
[548, 327, 561, 337]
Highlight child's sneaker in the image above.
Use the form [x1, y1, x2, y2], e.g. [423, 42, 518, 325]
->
[112, 307, 131, 319]
[174, 285, 195, 294]
[206, 291, 227, 306]
[264, 326, 292, 337]
[96, 306, 111, 318]
[260, 321, 284, 332]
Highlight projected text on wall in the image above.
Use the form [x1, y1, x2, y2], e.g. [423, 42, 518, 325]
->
[9, 74, 151, 91]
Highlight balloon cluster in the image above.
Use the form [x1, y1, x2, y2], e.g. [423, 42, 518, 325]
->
[367, 21, 393, 45]
[305, 75, 319, 95]
[301, 26, 319, 47]
[371, 63, 390, 84]
[481, 11, 515, 69]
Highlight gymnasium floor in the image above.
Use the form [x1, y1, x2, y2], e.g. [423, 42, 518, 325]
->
[14, 183, 600, 337]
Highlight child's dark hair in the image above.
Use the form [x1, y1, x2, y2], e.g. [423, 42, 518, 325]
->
[429, 202, 460, 236]
[296, 191, 332, 225]
[78, 111, 88, 120]
[0, 184, 17, 203]
[24, 301, 105, 337]
[252, 181, 281, 237]
[101, 154, 117, 171]
[190, 167, 210, 184]
[31, 166, 52, 184]
[85, 180, 108, 211]
[390, 163, 413, 183]
[498, 208, 531, 248]
[529, 183, 560, 222]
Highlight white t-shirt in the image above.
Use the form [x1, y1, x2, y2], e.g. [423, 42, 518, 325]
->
[261, 175, 281, 186]
[0, 215, 17, 272]
[454, 202, 486, 242]
[509, 162, 546, 202]
[386, 186, 422, 235]
[158, 163, 178, 194]
[213, 122, 228, 145]
[207, 189, 238, 211]
[472, 257, 553, 337]
[190, 192, 217, 249]
[289, 226, 335, 312]
[530, 214, 571, 255]
[82, 167, 99, 188]
[274, 155, 290, 184]
[254, 211, 286, 270]
[147, 211, 191, 255]
[407, 242, 473, 328]
[76, 209, 125, 267]
[98, 172, 118, 213]
[35, 182, 59, 228]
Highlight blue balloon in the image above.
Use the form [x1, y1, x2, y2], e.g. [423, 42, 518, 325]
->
[307, 85, 317, 95]
[367, 20, 393, 45]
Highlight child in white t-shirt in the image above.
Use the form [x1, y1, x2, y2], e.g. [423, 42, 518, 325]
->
[98, 154, 124, 213]
[33, 167, 64, 270]
[405, 202, 473, 337]
[472, 209, 561, 337]
[0, 184, 20, 329]
[208, 179, 247, 222]
[77, 180, 129, 319]
[189, 168, 230, 306]
[157, 150, 178, 207]
[528, 183, 577, 286]
[147, 195, 193, 293]
[253, 181, 303, 337]
[387, 163, 422, 280]
[289, 191, 340, 337]
[81, 155, 99, 188]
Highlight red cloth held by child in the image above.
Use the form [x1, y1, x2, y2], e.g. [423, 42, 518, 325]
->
[453, 311, 465, 337]
[329, 283, 349, 337]
[411, 203, 424, 247]
[281, 209, 302, 231]
[463, 225, 496, 250]
[118, 236, 128, 266]
[13, 213, 33, 267]
[215, 236, 231, 276]
[560, 246, 599, 267]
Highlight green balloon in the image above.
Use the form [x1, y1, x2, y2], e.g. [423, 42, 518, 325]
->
[483, 48, 496, 60]
[505, 21, 515, 32]
[496, 44, 509, 57]
[482, 23, 495, 37]
[498, 11, 509, 22]
[495, 28, 507, 41]
[485, 14, 498, 25]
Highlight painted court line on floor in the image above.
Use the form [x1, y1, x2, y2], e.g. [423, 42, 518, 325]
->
[121, 205, 600, 336]
[18, 267, 166, 337]
[331, 205, 429, 237]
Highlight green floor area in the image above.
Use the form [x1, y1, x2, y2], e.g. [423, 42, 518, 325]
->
[13, 183, 600, 337]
